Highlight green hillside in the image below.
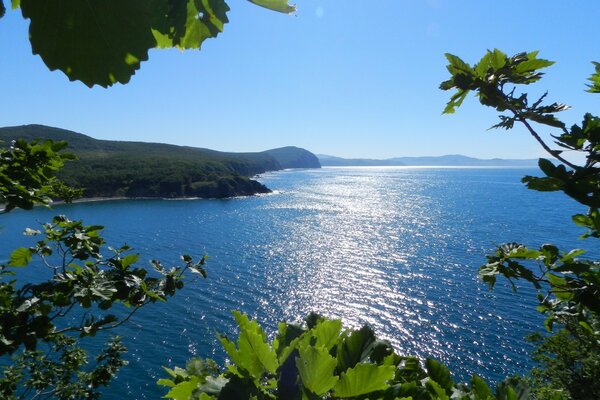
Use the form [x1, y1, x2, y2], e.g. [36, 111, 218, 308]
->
[0, 125, 320, 199]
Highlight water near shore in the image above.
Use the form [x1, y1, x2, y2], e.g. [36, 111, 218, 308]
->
[0, 167, 589, 398]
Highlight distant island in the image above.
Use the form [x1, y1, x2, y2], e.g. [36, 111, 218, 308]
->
[318, 154, 538, 167]
[0, 125, 321, 199]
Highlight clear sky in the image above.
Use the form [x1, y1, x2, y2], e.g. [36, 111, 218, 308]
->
[1, 1, 599, 159]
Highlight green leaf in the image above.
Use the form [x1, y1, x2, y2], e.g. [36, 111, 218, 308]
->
[337, 325, 376, 371]
[311, 319, 342, 350]
[153, 0, 230, 50]
[489, 48, 507, 70]
[9, 247, 32, 267]
[0, 1, 5, 18]
[295, 345, 339, 395]
[248, 0, 296, 13]
[425, 379, 449, 400]
[547, 273, 566, 287]
[157, 378, 175, 387]
[20, 0, 166, 87]
[425, 359, 454, 393]
[472, 375, 494, 400]
[332, 363, 395, 397]
[445, 53, 472, 75]
[164, 376, 200, 400]
[219, 311, 278, 378]
[586, 61, 600, 93]
[561, 248, 585, 262]
[121, 254, 140, 268]
[514, 55, 554, 75]
[579, 320, 594, 334]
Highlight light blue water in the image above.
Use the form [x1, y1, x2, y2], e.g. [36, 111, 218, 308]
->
[0, 167, 591, 398]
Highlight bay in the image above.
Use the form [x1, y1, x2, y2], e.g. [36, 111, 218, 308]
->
[0, 167, 590, 398]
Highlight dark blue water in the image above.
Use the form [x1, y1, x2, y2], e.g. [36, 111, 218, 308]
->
[0, 167, 590, 398]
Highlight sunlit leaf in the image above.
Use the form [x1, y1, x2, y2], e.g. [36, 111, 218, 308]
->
[153, 0, 230, 50]
[9, 247, 32, 267]
[248, 0, 296, 13]
[586, 61, 600, 93]
[164, 376, 200, 399]
[332, 363, 395, 397]
[295, 345, 338, 395]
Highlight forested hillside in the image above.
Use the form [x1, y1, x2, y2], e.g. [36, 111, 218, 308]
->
[0, 125, 320, 199]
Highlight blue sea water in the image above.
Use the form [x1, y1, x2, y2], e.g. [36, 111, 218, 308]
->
[0, 167, 592, 398]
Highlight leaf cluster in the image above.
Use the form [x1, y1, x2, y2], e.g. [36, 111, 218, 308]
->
[442, 50, 600, 398]
[159, 311, 527, 400]
[0, 139, 81, 213]
[526, 321, 600, 400]
[480, 243, 599, 336]
[1, 137, 209, 398]
[0, 335, 128, 400]
[0, 0, 296, 87]
[1, 214, 208, 355]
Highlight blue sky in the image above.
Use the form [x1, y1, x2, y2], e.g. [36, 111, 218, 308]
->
[1, 1, 599, 159]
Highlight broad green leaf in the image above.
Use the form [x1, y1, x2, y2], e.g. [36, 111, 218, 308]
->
[295, 345, 338, 395]
[508, 247, 540, 259]
[121, 254, 140, 268]
[445, 53, 472, 75]
[332, 363, 395, 397]
[20, 0, 166, 87]
[586, 61, 600, 93]
[249, 0, 296, 13]
[490, 48, 507, 70]
[9, 247, 32, 267]
[472, 375, 494, 399]
[273, 321, 305, 356]
[337, 325, 376, 371]
[474, 52, 492, 77]
[425, 359, 454, 393]
[547, 273, 566, 287]
[220, 311, 278, 378]
[425, 379, 449, 400]
[11, 0, 19, 8]
[514, 56, 554, 75]
[153, 0, 230, 50]
[443, 89, 469, 114]
[561, 248, 585, 262]
[164, 376, 200, 400]
[238, 329, 278, 375]
[311, 319, 342, 350]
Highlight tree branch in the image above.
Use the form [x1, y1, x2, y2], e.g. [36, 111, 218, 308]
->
[506, 103, 580, 170]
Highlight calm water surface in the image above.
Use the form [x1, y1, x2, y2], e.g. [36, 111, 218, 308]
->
[0, 167, 590, 398]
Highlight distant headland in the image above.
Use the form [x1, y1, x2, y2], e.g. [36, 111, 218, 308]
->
[317, 154, 538, 167]
[0, 125, 321, 200]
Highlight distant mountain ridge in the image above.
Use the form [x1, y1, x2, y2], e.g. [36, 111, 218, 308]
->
[0, 124, 320, 199]
[318, 154, 538, 167]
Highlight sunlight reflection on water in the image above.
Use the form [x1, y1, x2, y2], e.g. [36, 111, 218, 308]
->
[0, 167, 590, 399]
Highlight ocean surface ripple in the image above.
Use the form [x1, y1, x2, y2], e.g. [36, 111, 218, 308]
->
[0, 167, 590, 398]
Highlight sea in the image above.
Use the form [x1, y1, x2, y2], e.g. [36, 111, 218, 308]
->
[0, 167, 591, 398]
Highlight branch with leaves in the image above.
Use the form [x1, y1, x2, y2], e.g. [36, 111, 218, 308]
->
[442, 49, 600, 398]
